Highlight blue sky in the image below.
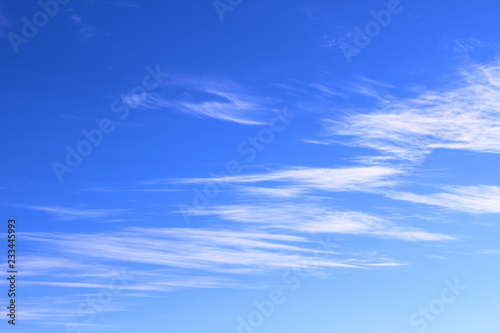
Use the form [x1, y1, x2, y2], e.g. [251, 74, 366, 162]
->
[1, 0, 500, 332]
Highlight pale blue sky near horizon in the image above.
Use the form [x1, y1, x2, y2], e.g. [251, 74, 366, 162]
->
[1, 0, 500, 332]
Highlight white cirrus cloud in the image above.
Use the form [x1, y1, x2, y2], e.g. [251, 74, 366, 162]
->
[17, 205, 128, 221]
[172, 166, 402, 194]
[19, 226, 408, 296]
[120, 75, 274, 125]
[386, 185, 500, 214]
[185, 204, 455, 242]
[323, 62, 500, 162]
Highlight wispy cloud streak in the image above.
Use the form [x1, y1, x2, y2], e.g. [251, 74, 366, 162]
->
[386, 185, 500, 214]
[172, 166, 402, 194]
[185, 204, 456, 242]
[323, 62, 500, 162]
[18, 205, 127, 221]
[120, 76, 274, 125]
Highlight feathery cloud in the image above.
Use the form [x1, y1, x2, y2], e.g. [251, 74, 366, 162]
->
[386, 185, 500, 214]
[173, 166, 402, 194]
[323, 62, 500, 162]
[18, 205, 128, 221]
[186, 204, 456, 242]
[120, 75, 274, 125]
